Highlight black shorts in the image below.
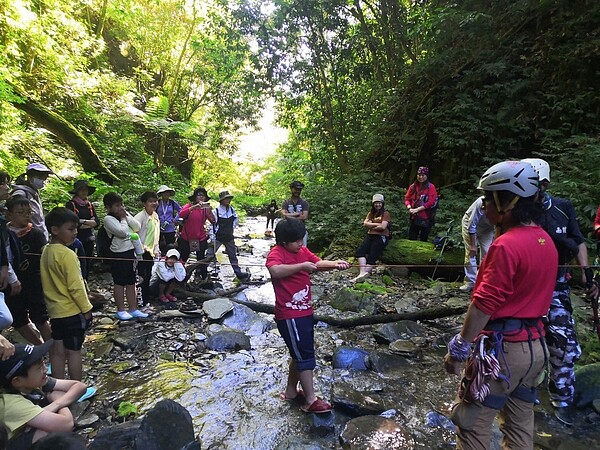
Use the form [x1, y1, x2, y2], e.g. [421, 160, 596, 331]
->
[355, 234, 389, 265]
[276, 315, 316, 371]
[6, 281, 49, 328]
[7, 428, 35, 450]
[110, 250, 137, 286]
[50, 313, 90, 351]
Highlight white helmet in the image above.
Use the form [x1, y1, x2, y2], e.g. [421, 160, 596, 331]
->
[521, 158, 550, 182]
[477, 161, 539, 197]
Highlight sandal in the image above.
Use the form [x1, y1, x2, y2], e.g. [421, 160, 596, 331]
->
[159, 296, 170, 304]
[279, 389, 306, 404]
[300, 398, 333, 414]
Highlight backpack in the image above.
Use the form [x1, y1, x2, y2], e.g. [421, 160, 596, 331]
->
[96, 225, 114, 258]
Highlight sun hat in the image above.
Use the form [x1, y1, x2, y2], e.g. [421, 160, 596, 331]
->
[417, 167, 429, 175]
[156, 185, 175, 195]
[0, 340, 53, 387]
[188, 187, 210, 202]
[69, 180, 96, 195]
[218, 190, 234, 202]
[166, 249, 180, 259]
[290, 181, 305, 189]
[372, 194, 384, 203]
[26, 163, 54, 174]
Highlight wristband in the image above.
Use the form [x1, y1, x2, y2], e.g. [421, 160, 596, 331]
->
[448, 333, 471, 362]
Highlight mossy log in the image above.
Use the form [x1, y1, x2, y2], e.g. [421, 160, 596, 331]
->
[380, 238, 464, 281]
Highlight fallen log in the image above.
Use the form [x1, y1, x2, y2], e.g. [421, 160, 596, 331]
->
[223, 297, 467, 328]
[175, 286, 246, 301]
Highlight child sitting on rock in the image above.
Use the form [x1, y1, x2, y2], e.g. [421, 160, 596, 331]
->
[0, 340, 87, 448]
[150, 248, 186, 303]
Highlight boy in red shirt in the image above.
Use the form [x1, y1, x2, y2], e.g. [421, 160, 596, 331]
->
[266, 218, 350, 413]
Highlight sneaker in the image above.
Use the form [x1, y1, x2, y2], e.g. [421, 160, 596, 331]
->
[165, 294, 178, 302]
[129, 309, 149, 319]
[300, 398, 333, 414]
[115, 310, 133, 321]
[554, 406, 574, 426]
[236, 272, 251, 281]
[459, 283, 474, 292]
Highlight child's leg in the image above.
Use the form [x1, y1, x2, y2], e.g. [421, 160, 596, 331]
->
[164, 281, 176, 296]
[296, 365, 317, 405]
[65, 348, 83, 381]
[158, 281, 166, 298]
[114, 284, 126, 311]
[37, 320, 52, 342]
[125, 284, 138, 311]
[50, 339, 67, 379]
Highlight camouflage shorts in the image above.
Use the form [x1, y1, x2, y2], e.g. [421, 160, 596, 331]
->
[545, 288, 581, 407]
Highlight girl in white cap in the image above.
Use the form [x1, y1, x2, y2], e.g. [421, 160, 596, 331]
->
[351, 194, 391, 283]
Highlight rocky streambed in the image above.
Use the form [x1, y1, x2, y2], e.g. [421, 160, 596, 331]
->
[62, 217, 600, 449]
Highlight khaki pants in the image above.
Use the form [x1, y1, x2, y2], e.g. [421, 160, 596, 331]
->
[451, 339, 546, 450]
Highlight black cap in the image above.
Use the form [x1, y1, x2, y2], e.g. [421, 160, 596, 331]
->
[290, 181, 304, 189]
[0, 340, 53, 387]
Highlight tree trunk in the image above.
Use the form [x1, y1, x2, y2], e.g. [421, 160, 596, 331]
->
[8, 85, 118, 183]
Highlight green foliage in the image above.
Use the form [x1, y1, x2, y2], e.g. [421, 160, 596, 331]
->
[117, 401, 138, 418]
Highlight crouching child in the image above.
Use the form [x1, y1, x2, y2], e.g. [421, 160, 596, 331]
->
[0, 340, 86, 449]
[150, 248, 186, 303]
[266, 218, 350, 413]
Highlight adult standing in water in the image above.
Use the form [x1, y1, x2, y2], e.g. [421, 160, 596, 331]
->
[444, 161, 557, 449]
[281, 181, 309, 246]
[405, 166, 437, 242]
[66, 180, 99, 271]
[156, 185, 181, 254]
[522, 157, 598, 426]
[12, 163, 54, 239]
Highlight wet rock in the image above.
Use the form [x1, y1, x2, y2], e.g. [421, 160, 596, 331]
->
[424, 284, 447, 296]
[134, 399, 196, 450]
[332, 386, 390, 416]
[274, 437, 328, 449]
[367, 351, 410, 376]
[76, 413, 100, 428]
[329, 288, 377, 314]
[310, 412, 335, 436]
[593, 399, 600, 414]
[388, 340, 421, 358]
[221, 303, 273, 336]
[203, 298, 234, 320]
[372, 320, 429, 344]
[88, 419, 143, 450]
[92, 341, 114, 358]
[339, 415, 413, 449]
[424, 410, 454, 431]
[205, 330, 251, 351]
[110, 329, 151, 350]
[575, 362, 600, 407]
[109, 360, 140, 374]
[332, 346, 369, 370]
[207, 323, 223, 334]
[98, 317, 115, 325]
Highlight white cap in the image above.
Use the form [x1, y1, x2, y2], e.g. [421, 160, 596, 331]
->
[166, 249, 180, 259]
[372, 194, 384, 203]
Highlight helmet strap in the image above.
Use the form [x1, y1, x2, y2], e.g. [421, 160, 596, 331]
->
[494, 191, 520, 215]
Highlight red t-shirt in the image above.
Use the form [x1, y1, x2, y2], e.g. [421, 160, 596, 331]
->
[266, 245, 321, 320]
[472, 225, 558, 342]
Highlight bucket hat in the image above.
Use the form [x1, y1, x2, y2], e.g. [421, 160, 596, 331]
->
[26, 163, 54, 174]
[156, 185, 175, 195]
[188, 187, 210, 202]
[69, 180, 96, 195]
[372, 194, 384, 203]
[218, 190, 234, 202]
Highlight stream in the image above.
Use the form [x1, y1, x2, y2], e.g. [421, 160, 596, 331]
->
[82, 217, 600, 450]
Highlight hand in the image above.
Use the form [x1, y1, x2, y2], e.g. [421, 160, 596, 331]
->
[444, 353, 463, 376]
[586, 280, 599, 302]
[0, 335, 15, 360]
[336, 261, 351, 270]
[468, 247, 477, 258]
[9, 280, 21, 296]
[409, 208, 419, 215]
[301, 262, 318, 273]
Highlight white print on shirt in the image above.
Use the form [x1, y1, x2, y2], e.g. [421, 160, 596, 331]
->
[285, 284, 310, 310]
[555, 226, 567, 234]
[288, 204, 302, 213]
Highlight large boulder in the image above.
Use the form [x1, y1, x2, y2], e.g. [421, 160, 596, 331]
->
[339, 415, 413, 449]
[574, 362, 600, 407]
[380, 238, 463, 281]
[329, 288, 378, 314]
[332, 346, 370, 370]
[205, 330, 251, 351]
[221, 303, 273, 335]
[373, 321, 429, 344]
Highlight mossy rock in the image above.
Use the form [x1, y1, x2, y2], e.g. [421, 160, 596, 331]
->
[381, 238, 464, 281]
[330, 288, 378, 314]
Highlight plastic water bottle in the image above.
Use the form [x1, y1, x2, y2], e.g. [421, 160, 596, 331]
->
[130, 232, 144, 259]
